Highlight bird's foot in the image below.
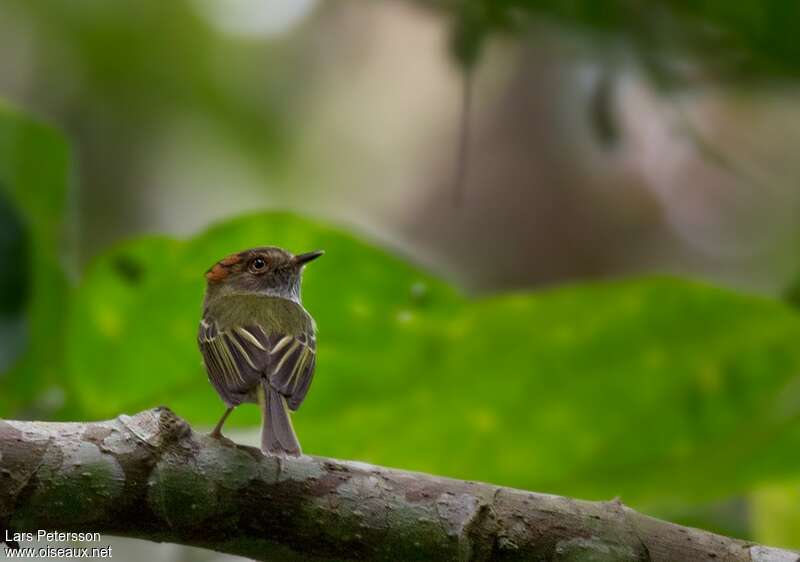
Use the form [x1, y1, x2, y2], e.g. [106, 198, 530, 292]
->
[208, 431, 235, 446]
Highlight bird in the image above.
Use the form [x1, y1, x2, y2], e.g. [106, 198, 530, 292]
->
[197, 246, 323, 456]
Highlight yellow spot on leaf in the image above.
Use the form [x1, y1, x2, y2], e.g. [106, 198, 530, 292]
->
[469, 409, 498, 432]
[93, 306, 122, 338]
[350, 300, 371, 319]
[697, 363, 722, 393]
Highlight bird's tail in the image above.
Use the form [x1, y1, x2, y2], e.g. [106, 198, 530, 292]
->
[258, 382, 301, 456]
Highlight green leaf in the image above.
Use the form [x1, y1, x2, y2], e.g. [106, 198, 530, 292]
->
[751, 481, 800, 550]
[0, 101, 71, 415]
[66, 212, 800, 505]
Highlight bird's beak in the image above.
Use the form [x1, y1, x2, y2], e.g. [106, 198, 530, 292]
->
[294, 250, 324, 266]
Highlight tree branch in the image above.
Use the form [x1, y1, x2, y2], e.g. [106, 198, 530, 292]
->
[0, 408, 796, 561]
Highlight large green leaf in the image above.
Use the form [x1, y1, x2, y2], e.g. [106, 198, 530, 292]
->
[751, 481, 800, 549]
[66, 212, 800, 505]
[0, 102, 71, 415]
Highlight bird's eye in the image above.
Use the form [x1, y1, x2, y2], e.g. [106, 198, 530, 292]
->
[249, 257, 267, 272]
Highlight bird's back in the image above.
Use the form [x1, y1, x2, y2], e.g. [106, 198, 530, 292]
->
[199, 293, 317, 410]
[205, 293, 314, 336]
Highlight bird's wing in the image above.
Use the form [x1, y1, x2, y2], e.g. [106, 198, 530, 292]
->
[268, 330, 317, 411]
[198, 318, 266, 405]
[198, 316, 316, 411]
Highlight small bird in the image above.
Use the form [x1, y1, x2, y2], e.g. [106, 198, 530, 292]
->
[198, 246, 322, 455]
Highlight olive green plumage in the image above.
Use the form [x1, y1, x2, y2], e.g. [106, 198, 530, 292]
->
[207, 294, 312, 335]
[198, 247, 322, 456]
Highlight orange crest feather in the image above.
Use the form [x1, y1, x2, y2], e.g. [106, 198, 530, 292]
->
[205, 254, 242, 283]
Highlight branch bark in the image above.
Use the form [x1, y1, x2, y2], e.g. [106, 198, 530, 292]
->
[0, 408, 796, 561]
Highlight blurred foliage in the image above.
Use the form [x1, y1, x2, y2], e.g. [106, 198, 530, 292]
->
[0, 187, 29, 374]
[751, 481, 800, 549]
[784, 278, 800, 310]
[3, 0, 291, 203]
[0, 189, 28, 318]
[445, 0, 800, 83]
[0, 102, 70, 415]
[3, 101, 800, 540]
[61, 219, 800, 506]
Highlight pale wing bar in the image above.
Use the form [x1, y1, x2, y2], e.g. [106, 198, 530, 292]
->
[199, 320, 266, 405]
[198, 318, 316, 410]
[269, 332, 316, 410]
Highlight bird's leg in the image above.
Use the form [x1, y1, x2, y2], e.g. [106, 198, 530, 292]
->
[210, 407, 234, 438]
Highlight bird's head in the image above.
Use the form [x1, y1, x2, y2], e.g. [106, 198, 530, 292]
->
[204, 246, 323, 302]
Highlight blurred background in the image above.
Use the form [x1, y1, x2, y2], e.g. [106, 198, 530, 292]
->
[2, 0, 800, 559]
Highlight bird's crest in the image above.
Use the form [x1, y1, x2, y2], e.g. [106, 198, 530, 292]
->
[206, 254, 243, 283]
